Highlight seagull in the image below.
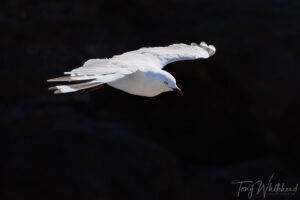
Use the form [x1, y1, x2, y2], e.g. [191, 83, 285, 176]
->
[47, 42, 215, 97]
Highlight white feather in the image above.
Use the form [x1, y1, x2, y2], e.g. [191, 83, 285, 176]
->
[55, 85, 77, 93]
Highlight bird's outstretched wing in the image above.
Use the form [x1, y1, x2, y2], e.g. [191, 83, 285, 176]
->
[113, 41, 216, 69]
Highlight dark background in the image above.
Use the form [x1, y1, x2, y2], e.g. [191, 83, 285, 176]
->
[2, 0, 300, 199]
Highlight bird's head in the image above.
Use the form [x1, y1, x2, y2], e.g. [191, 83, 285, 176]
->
[157, 70, 183, 96]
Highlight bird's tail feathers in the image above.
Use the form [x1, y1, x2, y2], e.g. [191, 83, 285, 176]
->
[48, 80, 103, 94]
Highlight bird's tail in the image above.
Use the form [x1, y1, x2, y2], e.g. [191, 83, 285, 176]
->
[47, 76, 103, 94]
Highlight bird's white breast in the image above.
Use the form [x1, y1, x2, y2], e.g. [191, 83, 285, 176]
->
[108, 71, 163, 97]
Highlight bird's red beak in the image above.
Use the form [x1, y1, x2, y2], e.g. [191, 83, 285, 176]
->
[172, 87, 183, 96]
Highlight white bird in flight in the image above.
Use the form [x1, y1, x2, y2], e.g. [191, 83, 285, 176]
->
[47, 42, 215, 97]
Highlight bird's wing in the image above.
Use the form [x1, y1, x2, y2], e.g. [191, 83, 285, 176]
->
[112, 42, 216, 70]
[52, 41, 215, 80]
[64, 59, 139, 82]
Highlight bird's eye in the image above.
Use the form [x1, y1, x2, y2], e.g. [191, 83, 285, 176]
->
[163, 81, 168, 85]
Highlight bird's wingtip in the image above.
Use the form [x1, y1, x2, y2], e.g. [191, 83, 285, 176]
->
[191, 41, 216, 57]
[199, 41, 216, 56]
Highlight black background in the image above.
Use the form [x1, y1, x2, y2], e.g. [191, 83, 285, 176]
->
[2, 0, 300, 199]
